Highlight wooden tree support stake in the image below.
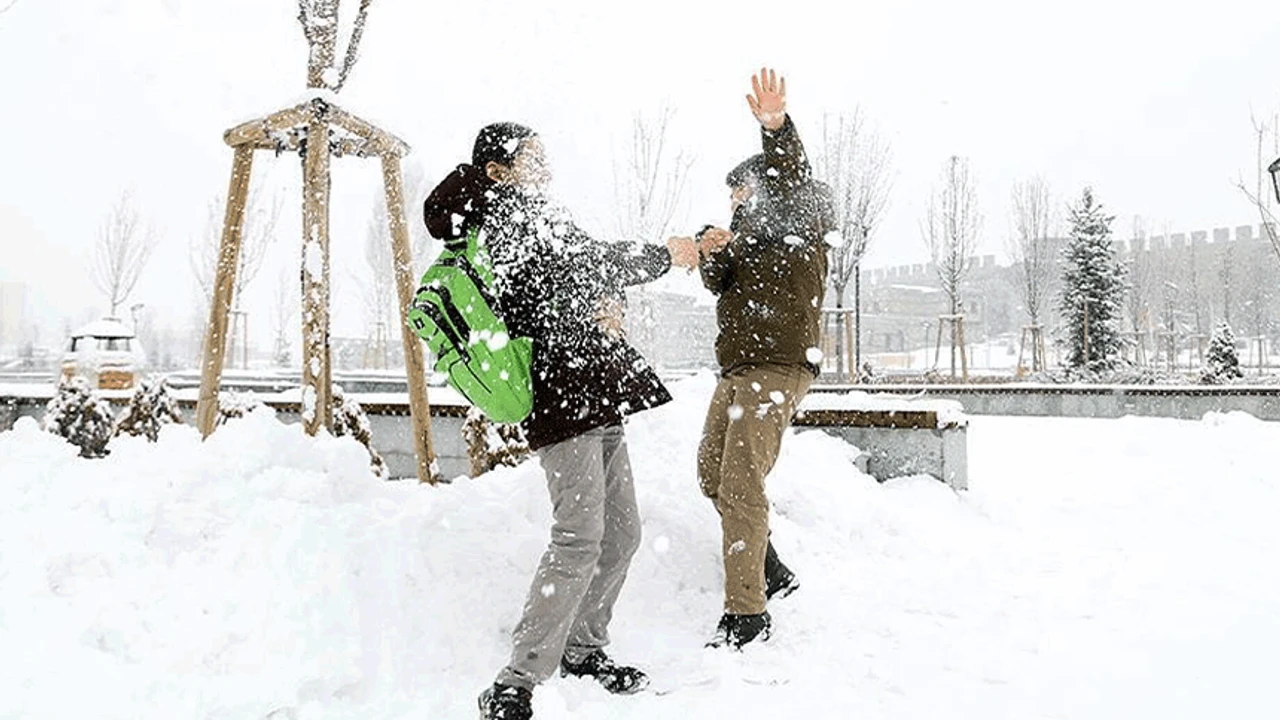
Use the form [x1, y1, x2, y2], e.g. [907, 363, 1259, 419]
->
[382, 154, 438, 483]
[300, 112, 334, 435]
[196, 145, 254, 437]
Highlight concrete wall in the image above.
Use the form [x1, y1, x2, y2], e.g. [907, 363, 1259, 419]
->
[831, 386, 1280, 422]
[814, 425, 967, 490]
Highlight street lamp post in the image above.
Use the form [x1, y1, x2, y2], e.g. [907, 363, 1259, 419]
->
[1268, 156, 1280, 204]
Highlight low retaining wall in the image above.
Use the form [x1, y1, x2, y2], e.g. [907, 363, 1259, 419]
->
[814, 384, 1280, 422]
[0, 391, 968, 487]
[796, 404, 968, 491]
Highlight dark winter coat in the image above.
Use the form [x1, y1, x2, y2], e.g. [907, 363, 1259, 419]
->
[700, 116, 835, 377]
[424, 167, 674, 450]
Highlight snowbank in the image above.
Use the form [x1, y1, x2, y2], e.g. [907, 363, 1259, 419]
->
[2, 377, 1279, 719]
[801, 390, 968, 428]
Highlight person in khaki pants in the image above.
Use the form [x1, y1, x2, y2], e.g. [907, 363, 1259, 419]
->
[692, 68, 834, 649]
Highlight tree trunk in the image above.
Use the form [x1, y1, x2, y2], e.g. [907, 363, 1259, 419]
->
[854, 261, 862, 380]
[949, 295, 958, 379]
[833, 282, 846, 381]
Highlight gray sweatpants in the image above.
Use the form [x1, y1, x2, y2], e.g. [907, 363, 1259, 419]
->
[495, 423, 642, 690]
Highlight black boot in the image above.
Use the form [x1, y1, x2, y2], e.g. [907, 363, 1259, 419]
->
[478, 683, 532, 720]
[765, 540, 800, 601]
[560, 650, 649, 695]
[706, 611, 772, 650]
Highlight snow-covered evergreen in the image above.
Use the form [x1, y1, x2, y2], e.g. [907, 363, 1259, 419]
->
[1058, 187, 1128, 373]
[462, 406, 531, 477]
[216, 391, 266, 427]
[114, 376, 183, 442]
[42, 376, 115, 458]
[1202, 321, 1244, 384]
[331, 385, 388, 478]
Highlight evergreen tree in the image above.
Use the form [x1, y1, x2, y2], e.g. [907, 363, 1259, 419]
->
[331, 385, 388, 478]
[1058, 188, 1128, 372]
[43, 377, 114, 458]
[1202, 321, 1243, 383]
[114, 376, 183, 442]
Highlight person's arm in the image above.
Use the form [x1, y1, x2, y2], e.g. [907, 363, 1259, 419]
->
[746, 67, 811, 189]
[601, 241, 674, 287]
[697, 226, 734, 294]
[761, 115, 811, 189]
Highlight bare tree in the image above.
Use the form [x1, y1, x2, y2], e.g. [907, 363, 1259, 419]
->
[92, 193, 156, 318]
[298, 0, 374, 92]
[191, 190, 282, 367]
[356, 198, 397, 368]
[921, 155, 982, 376]
[816, 111, 892, 379]
[1236, 113, 1280, 265]
[612, 106, 694, 361]
[1219, 239, 1236, 328]
[0, 0, 20, 14]
[270, 267, 297, 368]
[1123, 216, 1155, 365]
[613, 107, 694, 245]
[1007, 178, 1057, 326]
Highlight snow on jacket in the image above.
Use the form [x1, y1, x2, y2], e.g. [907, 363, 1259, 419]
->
[700, 115, 834, 377]
[424, 168, 673, 450]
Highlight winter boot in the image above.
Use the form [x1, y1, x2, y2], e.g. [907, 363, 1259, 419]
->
[706, 611, 772, 650]
[765, 540, 800, 601]
[478, 683, 532, 720]
[560, 650, 649, 694]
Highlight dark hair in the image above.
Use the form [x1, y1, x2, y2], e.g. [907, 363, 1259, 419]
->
[726, 154, 766, 188]
[472, 122, 536, 169]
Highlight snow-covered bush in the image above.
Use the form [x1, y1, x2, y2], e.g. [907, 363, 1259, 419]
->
[1202, 322, 1244, 384]
[114, 376, 183, 441]
[462, 406, 531, 477]
[42, 376, 114, 458]
[216, 391, 266, 427]
[331, 385, 387, 478]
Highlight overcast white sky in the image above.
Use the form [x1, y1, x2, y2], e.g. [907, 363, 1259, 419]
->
[2, 0, 1279, 342]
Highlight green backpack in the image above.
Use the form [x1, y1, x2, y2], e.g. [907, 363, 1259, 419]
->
[407, 230, 534, 424]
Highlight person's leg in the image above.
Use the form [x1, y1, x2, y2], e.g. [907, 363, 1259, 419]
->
[697, 376, 737, 509]
[563, 424, 641, 662]
[717, 365, 812, 616]
[495, 430, 607, 690]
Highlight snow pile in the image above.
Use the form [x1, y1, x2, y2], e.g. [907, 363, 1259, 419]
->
[2, 375, 1280, 719]
[802, 389, 968, 428]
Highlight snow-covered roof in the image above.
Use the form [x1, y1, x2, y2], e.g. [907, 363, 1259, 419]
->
[70, 318, 135, 339]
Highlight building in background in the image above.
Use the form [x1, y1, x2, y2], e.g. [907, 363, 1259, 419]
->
[0, 281, 28, 356]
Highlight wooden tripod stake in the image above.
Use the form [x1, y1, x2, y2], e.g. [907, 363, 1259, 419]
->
[195, 0, 438, 483]
[933, 314, 969, 381]
[1017, 324, 1046, 375]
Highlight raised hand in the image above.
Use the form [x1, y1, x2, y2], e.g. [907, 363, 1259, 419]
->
[746, 67, 787, 131]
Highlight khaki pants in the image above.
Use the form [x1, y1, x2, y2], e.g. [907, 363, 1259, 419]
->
[697, 363, 812, 615]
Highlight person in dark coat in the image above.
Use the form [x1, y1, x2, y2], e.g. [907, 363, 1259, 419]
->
[688, 69, 836, 650]
[424, 123, 699, 720]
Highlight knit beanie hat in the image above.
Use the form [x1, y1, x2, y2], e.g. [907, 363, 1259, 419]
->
[472, 122, 536, 168]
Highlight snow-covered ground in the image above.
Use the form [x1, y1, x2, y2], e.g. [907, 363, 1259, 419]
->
[2, 374, 1279, 719]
